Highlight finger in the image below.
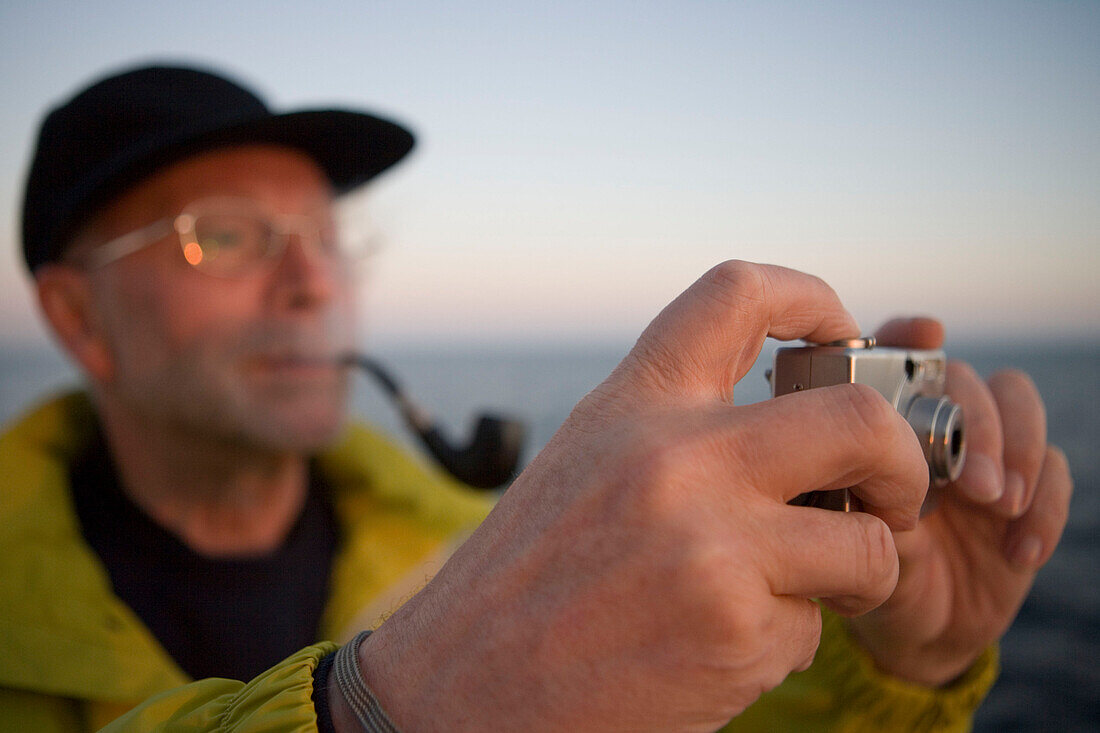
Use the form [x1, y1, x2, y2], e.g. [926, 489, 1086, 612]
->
[988, 370, 1047, 518]
[762, 505, 899, 617]
[944, 361, 1006, 504]
[717, 595, 822, 690]
[874, 317, 945, 349]
[770, 596, 824, 675]
[625, 261, 859, 399]
[728, 383, 929, 529]
[1003, 446, 1073, 570]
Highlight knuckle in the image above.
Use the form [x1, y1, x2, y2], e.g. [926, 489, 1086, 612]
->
[701, 260, 772, 312]
[989, 368, 1037, 395]
[707, 591, 765, 646]
[794, 614, 823, 672]
[989, 370, 1047, 425]
[852, 515, 897, 597]
[1046, 445, 1071, 477]
[1043, 446, 1074, 510]
[619, 431, 698, 518]
[630, 433, 688, 485]
[681, 547, 735, 603]
[946, 360, 981, 388]
[673, 545, 764, 643]
[707, 259, 763, 289]
[760, 663, 793, 697]
[836, 383, 899, 443]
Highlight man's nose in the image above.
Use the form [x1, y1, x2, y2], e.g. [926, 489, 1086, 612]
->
[267, 235, 342, 312]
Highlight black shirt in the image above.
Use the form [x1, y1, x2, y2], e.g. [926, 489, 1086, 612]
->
[68, 424, 339, 682]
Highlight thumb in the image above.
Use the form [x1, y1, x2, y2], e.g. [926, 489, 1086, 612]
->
[621, 261, 859, 401]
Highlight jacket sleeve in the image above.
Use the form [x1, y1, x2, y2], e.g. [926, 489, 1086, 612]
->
[98, 642, 338, 733]
[724, 608, 999, 733]
[98, 613, 996, 733]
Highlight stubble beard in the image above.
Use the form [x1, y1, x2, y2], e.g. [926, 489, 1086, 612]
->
[111, 321, 353, 455]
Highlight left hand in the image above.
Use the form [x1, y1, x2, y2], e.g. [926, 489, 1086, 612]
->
[845, 317, 1074, 686]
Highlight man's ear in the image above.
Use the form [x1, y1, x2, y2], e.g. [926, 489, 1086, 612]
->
[34, 264, 114, 384]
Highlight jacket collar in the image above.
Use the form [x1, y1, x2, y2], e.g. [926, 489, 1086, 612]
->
[0, 391, 489, 703]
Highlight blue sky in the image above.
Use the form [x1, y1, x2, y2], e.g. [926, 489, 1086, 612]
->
[1, 1, 1097, 348]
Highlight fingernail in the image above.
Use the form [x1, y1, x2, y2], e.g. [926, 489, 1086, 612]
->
[1003, 471, 1026, 516]
[960, 454, 1002, 503]
[1009, 535, 1042, 569]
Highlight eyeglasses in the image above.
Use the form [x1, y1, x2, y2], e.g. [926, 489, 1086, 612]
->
[78, 197, 376, 277]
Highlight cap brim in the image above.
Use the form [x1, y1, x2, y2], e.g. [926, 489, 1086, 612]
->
[203, 109, 416, 193]
[36, 108, 413, 270]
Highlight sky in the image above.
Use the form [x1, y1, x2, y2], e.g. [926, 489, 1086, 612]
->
[0, 0, 1097, 350]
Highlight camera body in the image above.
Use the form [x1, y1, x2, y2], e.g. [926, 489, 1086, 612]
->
[768, 337, 966, 512]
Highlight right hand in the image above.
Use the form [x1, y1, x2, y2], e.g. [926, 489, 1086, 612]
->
[355, 261, 930, 732]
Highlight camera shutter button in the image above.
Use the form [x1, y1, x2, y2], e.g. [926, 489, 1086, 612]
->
[825, 337, 876, 349]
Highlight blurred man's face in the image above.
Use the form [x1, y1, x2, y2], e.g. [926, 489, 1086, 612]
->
[78, 145, 356, 452]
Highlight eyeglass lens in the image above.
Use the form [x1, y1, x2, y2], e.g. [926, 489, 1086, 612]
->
[179, 208, 358, 275]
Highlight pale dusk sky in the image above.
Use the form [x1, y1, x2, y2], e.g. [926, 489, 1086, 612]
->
[1, 1, 1096, 350]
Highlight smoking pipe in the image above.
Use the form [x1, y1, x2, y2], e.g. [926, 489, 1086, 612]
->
[342, 353, 527, 490]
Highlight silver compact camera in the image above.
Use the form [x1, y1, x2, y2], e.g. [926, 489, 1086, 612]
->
[767, 337, 966, 512]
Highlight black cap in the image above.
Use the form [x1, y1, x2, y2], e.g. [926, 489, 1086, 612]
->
[21, 64, 415, 272]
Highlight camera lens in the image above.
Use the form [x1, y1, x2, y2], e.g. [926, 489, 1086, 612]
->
[950, 425, 964, 462]
[905, 396, 966, 486]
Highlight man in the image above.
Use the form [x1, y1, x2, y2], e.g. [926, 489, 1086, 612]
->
[0, 63, 1071, 731]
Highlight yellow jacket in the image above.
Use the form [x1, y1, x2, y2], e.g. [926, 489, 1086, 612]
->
[0, 393, 996, 731]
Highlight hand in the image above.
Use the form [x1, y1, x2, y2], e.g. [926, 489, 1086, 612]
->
[846, 318, 1074, 687]
[350, 262, 931, 732]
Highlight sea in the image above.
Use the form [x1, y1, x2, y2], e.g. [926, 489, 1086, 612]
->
[1, 338, 1097, 731]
